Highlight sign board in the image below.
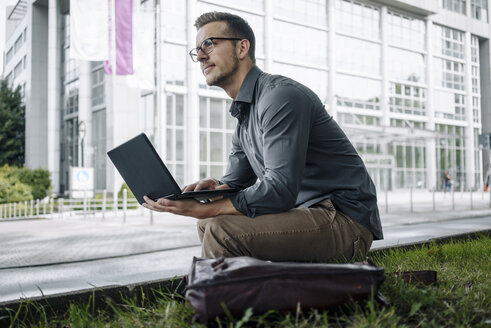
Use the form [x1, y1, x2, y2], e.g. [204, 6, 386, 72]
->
[478, 133, 491, 150]
[69, 167, 94, 198]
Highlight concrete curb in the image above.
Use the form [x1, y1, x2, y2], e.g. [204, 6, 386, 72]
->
[0, 229, 489, 327]
[0, 277, 186, 328]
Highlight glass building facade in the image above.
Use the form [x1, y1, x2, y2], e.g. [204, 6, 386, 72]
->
[4, 0, 489, 195]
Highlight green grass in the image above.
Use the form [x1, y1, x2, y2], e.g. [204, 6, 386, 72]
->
[4, 235, 490, 328]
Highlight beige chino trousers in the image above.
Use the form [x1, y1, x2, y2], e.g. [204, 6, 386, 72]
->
[197, 199, 373, 263]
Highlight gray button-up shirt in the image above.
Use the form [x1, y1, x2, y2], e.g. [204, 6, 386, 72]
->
[220, 66, 383, 240]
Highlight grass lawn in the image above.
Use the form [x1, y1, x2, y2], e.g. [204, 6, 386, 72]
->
[4, 235, 490, 327]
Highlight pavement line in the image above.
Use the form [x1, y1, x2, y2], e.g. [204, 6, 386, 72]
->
[0, 243, 202, 271]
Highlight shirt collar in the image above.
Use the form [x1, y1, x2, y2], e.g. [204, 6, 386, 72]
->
[235, 65, 262, 104]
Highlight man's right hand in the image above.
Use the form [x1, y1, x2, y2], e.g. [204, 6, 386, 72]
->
[182, 178, 229, 192]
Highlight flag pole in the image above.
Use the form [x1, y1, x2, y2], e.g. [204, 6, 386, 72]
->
[111, 0, 118, 212]
[156, 3, 162, 153]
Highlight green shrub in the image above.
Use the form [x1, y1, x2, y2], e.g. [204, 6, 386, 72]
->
[0, 164, 51, 203]
[0, 176, 32, 203]
[17, 167, 51, 200]
[118, 182, 135, 199]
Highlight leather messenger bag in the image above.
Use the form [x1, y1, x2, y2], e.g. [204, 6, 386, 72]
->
[185, 256, 386, 323]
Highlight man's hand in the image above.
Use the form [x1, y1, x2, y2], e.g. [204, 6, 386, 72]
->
[142, 195, 240, 219]
[182, 178, 224, 192]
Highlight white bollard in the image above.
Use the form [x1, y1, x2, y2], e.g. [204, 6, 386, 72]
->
[452, 187, 455, 210]
[14, 203, 17, 218]
[470, 188, 473, 210]
[36, 199, 40, 216]
[43, 202, 46, 215]
[51, 198, 54, 215]
[384, 188, 388, 214]
[24, 200, 27, 217]
[102, 190, 106, 220]
[114, 192, 118, 216]
[432, 188, 436, 211]
[123, 189, 127, 223]
[83, 191, 87, 220]
[410, 187, 413, 213]
[59, 198, 63, 218]
[30, 199, 33, 216]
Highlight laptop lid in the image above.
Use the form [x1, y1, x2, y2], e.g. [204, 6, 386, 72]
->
[107, 133, 182, 205]
[107, 133, 239, 205]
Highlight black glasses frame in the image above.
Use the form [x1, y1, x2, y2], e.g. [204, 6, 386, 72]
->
[189, 37, 243, 62]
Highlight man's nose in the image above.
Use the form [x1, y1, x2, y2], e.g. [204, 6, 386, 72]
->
[197, 48, 208, 62]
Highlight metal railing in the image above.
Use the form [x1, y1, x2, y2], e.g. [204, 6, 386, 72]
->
[0, 189, 151, 223]
[1, 188, 490, 221]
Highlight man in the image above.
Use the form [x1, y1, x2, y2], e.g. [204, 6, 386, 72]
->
[143, 12, 383, 262]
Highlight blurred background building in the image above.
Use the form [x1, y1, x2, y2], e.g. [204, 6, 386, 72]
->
[2, 0, 491, 197]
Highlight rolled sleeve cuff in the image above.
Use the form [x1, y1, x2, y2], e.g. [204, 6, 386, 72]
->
[230, 191, 257, 217]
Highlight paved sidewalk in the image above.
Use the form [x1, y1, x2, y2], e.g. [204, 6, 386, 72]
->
[0, 196, 490, 303]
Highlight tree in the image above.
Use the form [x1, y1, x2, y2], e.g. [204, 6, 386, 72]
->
[0, 79, 25, 166]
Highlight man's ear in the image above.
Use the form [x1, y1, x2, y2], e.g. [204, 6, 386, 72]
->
[236, 39, 251, 60]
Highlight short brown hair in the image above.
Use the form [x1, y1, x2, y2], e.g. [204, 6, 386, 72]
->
[194, 12, 256, 64]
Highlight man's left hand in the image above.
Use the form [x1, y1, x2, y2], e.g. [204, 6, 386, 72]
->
[142, 196, 219, 219]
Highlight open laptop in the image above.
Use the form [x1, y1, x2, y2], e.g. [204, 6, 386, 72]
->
[107, 133, 239, 205]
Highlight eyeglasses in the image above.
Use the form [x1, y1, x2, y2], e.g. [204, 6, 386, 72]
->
[189, 37, 243, 62]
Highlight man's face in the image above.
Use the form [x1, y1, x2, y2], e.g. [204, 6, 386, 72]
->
[195, 21, 239, 87]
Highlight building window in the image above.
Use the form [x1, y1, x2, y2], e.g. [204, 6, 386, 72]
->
[65, 117, 79, 168]
[273, 0, 327, 27]
[165, 94, 185, 186]
[472, 96, 480, 122]
[442, 0, 467, 15]
[387, 11, 425, 51]
[388, 48, 426, 83]
[140, 93, 155, 140]
[335, 73, 381, 110]
[91, 67, 105, 107]
[199, 97, 235, 180]
[434, 58, 465, 91]
[65, 81, 79, 115]
[337, 113, 380, 127]
[471, 0, 488, 21]
[434, 25, 464, 60]
[390, 140, 426, 189]
[163, 43, 186, 86]
[335, 0, 380, 41]
[336, 35, 381, 77]
[14, 61, 23, 78]
[436, 124, 466, 190]
[92, 109, 106, 190]
[5, 47, 13, 65]
[389, 83, 427, 116]
[14, 34, 23, 54]
[273, 20, 327, 67]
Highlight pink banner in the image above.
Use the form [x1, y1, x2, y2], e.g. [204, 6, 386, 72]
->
[105, 0, 133, 75]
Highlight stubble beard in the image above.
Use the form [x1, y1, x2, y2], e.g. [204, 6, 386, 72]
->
[206, 53, 239, 88]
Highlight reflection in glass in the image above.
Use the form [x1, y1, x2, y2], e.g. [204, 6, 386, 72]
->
[387, 48, 425, 83]
[273, 20, 327, 66]
[336, 35, 380, 76]
[210, 132, 223, 162]
[387, 11, 425, 50]
[335, 74, 381, 110]
[273, 0, 327, 27]
[210, 99, 223, 129]
[335, 0, 379, 40]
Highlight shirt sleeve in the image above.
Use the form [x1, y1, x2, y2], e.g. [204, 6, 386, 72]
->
[219, 125, 257, 190]
[229, 84, 312, 217]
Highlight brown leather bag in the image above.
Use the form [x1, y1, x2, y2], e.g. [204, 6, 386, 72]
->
[185, 256, 385, 323]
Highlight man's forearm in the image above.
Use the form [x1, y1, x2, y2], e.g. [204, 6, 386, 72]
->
[207, 197, 242, 217]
